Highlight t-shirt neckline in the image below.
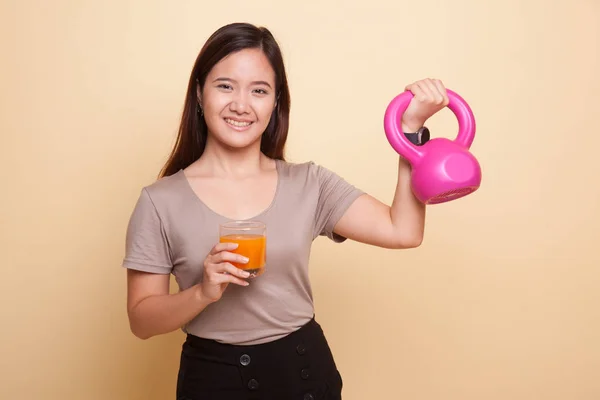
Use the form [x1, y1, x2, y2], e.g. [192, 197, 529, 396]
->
[177, 159, 283, 222]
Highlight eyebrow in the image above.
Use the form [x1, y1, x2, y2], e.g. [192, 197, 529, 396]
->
[213, 77, 273, 89]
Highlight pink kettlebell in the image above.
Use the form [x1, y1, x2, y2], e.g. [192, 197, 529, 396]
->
[383, 89, 481, 204]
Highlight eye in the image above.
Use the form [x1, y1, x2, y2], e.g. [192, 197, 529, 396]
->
[217, 84, 232, 90]
[253, 88, 269, 95]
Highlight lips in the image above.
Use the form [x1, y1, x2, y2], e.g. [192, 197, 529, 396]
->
[224, 118, 253, 128]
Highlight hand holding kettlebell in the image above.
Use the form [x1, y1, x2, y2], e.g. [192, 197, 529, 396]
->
[400, 78, 450, 132]
[384, 80, 482, 205]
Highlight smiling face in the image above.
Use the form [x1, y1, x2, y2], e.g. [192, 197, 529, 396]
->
[198, 48, 277, 151]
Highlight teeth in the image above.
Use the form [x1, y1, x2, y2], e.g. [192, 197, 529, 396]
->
[225, 118, 252, 127]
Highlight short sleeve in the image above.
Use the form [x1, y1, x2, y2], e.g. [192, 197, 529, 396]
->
[312, 163, 364, 243]
[122, 188, 173, 274]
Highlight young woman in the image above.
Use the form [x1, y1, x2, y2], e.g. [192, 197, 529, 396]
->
[123, 22, 449, 400]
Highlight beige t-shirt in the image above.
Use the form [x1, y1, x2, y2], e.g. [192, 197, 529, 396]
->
[122, 159, 364, 345]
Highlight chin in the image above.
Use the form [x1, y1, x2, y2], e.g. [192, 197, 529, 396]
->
[221, 120, 266, 147]
[216, 132, 263, 150]
[206, 117, 267, 149]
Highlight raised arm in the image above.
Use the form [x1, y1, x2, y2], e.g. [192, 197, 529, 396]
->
[332, 78, 450, 249]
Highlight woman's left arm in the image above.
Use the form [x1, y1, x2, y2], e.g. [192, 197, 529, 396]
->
[332, 78, 450, 249]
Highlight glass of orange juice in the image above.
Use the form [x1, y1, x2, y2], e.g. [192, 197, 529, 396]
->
[219, 220, 266, 278]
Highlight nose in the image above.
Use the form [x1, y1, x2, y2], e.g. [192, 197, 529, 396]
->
[230, 92, 249, 114]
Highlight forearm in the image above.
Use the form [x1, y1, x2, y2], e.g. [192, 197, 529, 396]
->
[128, 284, 213, 339]
[388, 122, 427, 246]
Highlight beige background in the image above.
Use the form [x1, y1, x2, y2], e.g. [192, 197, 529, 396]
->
[1, 0, 599, 399]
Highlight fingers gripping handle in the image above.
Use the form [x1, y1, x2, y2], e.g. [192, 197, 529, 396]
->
[383, 89, 476, 163]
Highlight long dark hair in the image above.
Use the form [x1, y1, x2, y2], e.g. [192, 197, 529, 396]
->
[158, 23, 291, 178]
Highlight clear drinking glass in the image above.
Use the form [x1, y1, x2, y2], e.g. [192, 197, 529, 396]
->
[219, 220, 266, 278]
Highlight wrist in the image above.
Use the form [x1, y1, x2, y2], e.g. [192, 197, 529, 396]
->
[401, 119, 425, 133]
[194, 284, 215, 306]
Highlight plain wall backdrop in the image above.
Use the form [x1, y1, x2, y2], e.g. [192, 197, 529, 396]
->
[1, 0, 599, 399]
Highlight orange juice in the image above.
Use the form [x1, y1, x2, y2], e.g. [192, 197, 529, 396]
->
[219, 234, 266, 277]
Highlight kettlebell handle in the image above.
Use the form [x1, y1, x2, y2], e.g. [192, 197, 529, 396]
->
[383, 89, 476, 164]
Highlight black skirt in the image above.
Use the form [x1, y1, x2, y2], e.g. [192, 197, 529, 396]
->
[176, 316, 343, 400]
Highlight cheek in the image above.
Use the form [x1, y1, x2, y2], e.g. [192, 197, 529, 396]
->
[204, 95, 228, 114]
[256, 101, 276, 121]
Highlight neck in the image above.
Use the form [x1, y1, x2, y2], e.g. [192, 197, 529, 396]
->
[196, 136, 270, 178]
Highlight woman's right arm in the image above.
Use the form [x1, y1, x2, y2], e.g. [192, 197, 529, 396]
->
[126, 242, 251, 340]
[126, 270, 210, 340]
